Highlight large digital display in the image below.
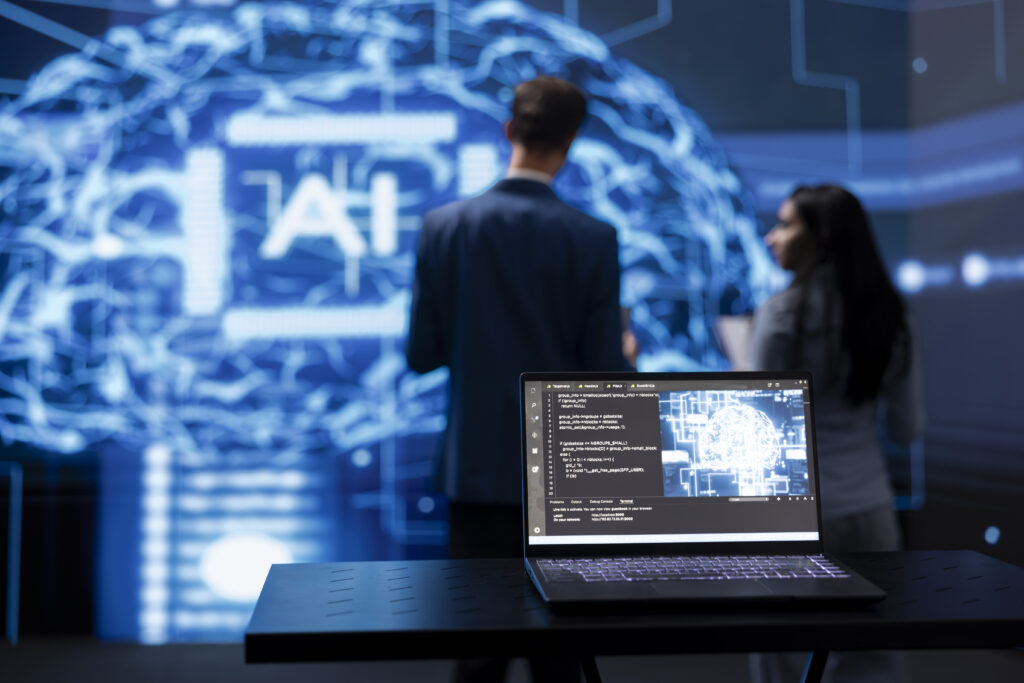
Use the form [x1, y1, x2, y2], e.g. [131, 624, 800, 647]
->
[3, 0, 1020, 644]
[0, 0, 771, 641]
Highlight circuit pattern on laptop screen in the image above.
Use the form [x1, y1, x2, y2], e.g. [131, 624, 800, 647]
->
[658, 390, 809, 497]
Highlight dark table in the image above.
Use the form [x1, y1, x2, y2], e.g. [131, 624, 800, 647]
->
[245, 550, 1024, 682]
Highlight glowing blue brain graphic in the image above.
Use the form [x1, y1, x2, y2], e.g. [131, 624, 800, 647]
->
[0, 1, 773, 469]
[703, 404, 781, 472]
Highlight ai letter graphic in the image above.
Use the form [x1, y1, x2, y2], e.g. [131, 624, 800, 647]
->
[259, 173, 368, 260]
[0, 0, 772, 641]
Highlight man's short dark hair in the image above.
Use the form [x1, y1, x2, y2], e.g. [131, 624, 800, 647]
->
[507, 76, 587, 150]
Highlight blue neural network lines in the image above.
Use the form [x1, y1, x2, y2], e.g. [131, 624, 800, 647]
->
[0, 0, 772, 641]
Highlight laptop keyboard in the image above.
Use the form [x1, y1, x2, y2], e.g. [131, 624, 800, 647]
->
[536, 555, 850, 582]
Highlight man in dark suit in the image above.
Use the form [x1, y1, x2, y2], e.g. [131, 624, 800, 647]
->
[407, 76, 627, 683]
[406, 76, 628, 564]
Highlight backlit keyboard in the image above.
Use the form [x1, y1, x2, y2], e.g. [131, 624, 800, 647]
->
[536, 555, 850, 582]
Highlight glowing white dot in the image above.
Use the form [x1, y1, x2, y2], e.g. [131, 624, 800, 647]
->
[984, 526, 1000, 545]
[896, 260, 926, 294]
[140, 585, 169, 606]
[141, 563, 170, 583]
[961, 253, 989, 287]
[144, 443, 172, 468]
[279, 470, 307, 489]
[351, 449, 372, 468]
[152, 0, 180, 8]
[199, 533, 292, 602]
[912, 57, 928, 74]
[92, 233, 125, 259]
[142, 493, 172, 515]
[417, 496, 435, 514]
[140, 608, 168, 629]
[143, 470, 172, 490]
[142, 515, 171, 536]
[28, 401, 45, 426]
[142, 539, 171, 559]
[52, 430, 83, 453]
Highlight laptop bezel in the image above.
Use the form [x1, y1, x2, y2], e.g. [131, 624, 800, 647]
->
[520, 370, 826, 559]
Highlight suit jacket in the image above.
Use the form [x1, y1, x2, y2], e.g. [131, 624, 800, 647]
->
[406, 178, 627, 505]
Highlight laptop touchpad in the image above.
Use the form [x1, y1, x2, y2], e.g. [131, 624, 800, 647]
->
[650, 580, 773, 598]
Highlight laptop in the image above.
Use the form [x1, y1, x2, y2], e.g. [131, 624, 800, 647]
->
[520, 371, 885, 609]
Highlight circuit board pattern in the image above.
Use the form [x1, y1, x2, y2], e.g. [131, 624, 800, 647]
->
[659, 390, 809, 498]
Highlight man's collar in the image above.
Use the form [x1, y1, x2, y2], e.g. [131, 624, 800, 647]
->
[505, 167, 553, 185]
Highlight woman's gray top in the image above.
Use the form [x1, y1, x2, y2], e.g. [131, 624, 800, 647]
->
[749, 267, 925, 520]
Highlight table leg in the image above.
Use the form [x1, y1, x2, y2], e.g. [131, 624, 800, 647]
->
[581, 655, 603, 683]
[800, 650, 829, 683]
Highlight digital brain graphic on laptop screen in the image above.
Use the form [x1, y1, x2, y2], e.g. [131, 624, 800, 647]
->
[523, 375, 820, 546]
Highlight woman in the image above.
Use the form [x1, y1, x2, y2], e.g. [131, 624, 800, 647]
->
[750, 185, 924, 683]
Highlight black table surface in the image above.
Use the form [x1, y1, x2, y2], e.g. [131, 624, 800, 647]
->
[245, 550, 1024, 663]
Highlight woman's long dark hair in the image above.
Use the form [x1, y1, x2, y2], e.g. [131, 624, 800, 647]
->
[788, 185, 908, 404]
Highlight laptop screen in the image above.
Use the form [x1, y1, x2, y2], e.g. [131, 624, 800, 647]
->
[522, 373, 821, 547]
